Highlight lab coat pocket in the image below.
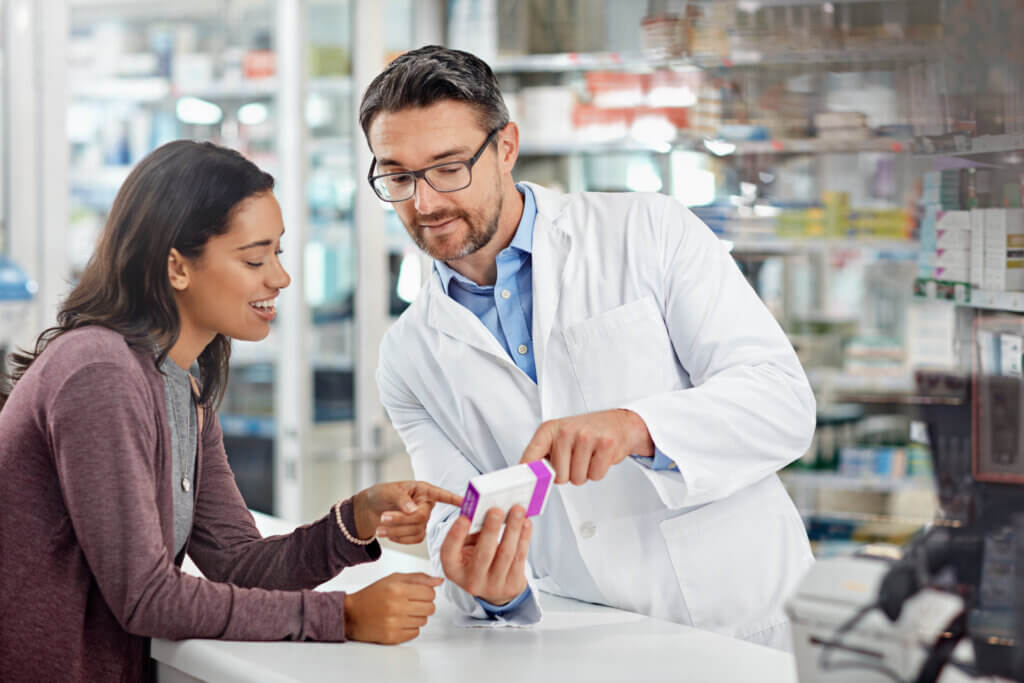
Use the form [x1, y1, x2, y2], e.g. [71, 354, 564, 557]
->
[658, 490, 798, 638]
[563, 296, 682, 412]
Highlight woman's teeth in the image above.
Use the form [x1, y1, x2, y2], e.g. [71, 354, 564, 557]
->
[251, 298, 276, 310]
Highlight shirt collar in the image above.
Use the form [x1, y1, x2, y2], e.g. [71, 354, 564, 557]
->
[434, 183, 536, 295]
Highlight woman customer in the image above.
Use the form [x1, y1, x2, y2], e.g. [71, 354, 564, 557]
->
[0, 140, 459, 681]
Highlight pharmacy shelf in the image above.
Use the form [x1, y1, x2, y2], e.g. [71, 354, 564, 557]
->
[781, 470, 934, 493]
[69, 165, 133, 189]
[309, 76, 354, 95]
[912, 133, 1024, 159]
[518, 135, 910, 158]
[726, 236, 919, 254]
[798, 508, 935, 527]
[70, 75, 352, 103]
[492, 45, 938, 74]
[70, 76, 276, 101]
[70, 77, 171, 102]
[914, 280, 1024, 313]
[699, 0, 919, 5]
[174, 79, 277, 100]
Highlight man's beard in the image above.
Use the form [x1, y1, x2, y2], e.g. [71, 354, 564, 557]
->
[410, 192, 503, 262]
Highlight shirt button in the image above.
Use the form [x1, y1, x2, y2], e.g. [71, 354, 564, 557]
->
[501, 289, 511, 300]
[579, 522, 596, 539]
[517, 344, 528, 355]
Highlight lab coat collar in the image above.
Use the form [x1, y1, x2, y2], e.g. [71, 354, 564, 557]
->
[424, 182, 575, 383]
[521, 182, 573, 386]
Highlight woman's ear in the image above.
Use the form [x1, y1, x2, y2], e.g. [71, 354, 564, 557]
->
[168, 248, 190, 291]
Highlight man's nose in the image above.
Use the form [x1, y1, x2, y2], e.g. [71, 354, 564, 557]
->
[413, 178, 444, 214]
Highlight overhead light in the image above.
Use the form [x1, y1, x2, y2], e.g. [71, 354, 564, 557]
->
[703, 139, 736, 157]
[238, 102, 269, 126]
[1005, 152, 1023, 165]
[176, 97, 222, 126]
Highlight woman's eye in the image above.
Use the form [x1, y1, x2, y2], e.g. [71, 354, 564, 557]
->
[246, 261, 264, 267]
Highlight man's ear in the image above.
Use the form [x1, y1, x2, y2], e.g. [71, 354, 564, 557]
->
[168, 248, 191, 292]
[497, 122, 519, 173]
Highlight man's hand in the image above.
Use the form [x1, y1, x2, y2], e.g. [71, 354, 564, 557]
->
[344, 572, 443, 644]
[353, 481, 462, 544]
[440, 505, 532, 606]
[519, 409, 654, 485]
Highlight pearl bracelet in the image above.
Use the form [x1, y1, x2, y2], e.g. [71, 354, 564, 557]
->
[334, 500, 376, 546]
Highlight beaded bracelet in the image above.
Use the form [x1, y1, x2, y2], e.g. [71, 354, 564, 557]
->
[334, 500, 376, 546]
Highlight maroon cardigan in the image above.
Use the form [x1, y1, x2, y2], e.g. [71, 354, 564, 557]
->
[0, 327, 380, 681]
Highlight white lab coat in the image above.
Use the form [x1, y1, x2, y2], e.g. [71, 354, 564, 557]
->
[377, 182, 816, 649]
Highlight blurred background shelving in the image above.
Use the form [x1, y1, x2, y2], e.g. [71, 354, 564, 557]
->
[2, 0, 1023, 561]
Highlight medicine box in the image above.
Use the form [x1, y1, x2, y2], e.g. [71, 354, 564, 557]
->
[461, 460, 555, 534]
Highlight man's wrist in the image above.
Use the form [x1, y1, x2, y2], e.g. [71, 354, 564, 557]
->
[477, 586, 532, 616]
[619, 409, 654, 457]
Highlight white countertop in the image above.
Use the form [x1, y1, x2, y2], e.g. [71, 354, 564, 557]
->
[153, 512, 798, 683]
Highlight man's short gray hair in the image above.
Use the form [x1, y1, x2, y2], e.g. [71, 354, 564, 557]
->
[359, 45, 509, 142]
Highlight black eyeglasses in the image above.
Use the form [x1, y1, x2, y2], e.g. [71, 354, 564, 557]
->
[367, 128, 501, 202]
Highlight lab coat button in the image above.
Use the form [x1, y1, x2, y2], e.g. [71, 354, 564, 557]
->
[517, 344, 528, 355]
[501, 289, 511, 299]
[579, 522, 596, 539]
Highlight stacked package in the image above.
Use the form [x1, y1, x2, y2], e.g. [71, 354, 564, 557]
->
[971, 209, 1024, 292]
[930, 211, 971, 284]
[921, 170, 962, 211]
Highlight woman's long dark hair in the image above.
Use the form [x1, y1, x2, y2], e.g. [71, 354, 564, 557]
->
[0, 140, 274, 411]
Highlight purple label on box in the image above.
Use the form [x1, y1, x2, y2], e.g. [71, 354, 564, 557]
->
[461, 483, 479, 521]
[526, 461, 553, 516]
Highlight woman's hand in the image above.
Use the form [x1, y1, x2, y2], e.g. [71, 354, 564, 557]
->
[344, 572, 443, 644]
[352, 481, 462, 544]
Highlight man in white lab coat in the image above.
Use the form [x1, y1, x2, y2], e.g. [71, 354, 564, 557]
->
[360, 45, 816, 650]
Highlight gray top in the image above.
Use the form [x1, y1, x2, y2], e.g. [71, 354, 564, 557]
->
[160, 355, 197, 556]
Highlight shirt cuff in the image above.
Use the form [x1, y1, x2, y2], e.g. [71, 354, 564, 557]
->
[475, 586, 533, 616]
[629, 447, 679, 471]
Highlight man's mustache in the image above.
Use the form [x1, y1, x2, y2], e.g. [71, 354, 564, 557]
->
[416, 211, 467, 227]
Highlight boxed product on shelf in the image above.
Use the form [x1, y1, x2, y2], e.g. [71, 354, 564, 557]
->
[999, 334, 1023, 376]
[519, 86, 576, 144]
[585, 71, 645, 109]
[933, 250, 969, 269]
[847, 208, 912, 239]
[813, 110, 872, 141]
[571, 104, 631, 143]
[641, 10, 696, 58]
[980, 208, 1024, 291]
[645, 70, 701, 108]
[935, 229, 971, 249]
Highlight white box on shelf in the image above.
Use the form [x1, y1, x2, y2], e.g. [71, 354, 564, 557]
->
[933, 249, 969, 267]
[984, 209, 1024, 248]
[935, 266, 969, 282]
[999, 334, 1023, 376]
[971, 209, 986, 288]
[935, 230, 971, 249]
[936, 210, 971, 232]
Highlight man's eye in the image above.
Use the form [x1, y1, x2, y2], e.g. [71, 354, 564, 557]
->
[436, 166, 462, 175]
[387, 174, 413, 185]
